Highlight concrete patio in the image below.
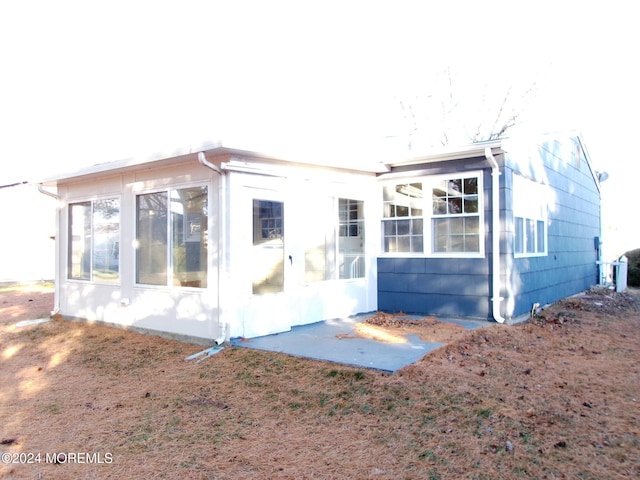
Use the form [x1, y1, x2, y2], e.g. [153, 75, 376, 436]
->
[230, 314, 491, 373]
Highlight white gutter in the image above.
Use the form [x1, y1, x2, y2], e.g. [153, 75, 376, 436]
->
[36, 184, 61, 316]
[197, 152, 226, 345]
[484, 147, 506, 323]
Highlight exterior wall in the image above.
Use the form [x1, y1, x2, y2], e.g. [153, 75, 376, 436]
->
[503, 136, 601, 318]
[377, 136, 602, 322]
[54, 153, 378, 342]
[377, 157, 495, 319]
[221, 159, 379, 338]
[56, 160, 221, 344]
[378, 256, 491, 317]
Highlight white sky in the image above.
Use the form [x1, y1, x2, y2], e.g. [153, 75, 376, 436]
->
[1, 0, 638, 257]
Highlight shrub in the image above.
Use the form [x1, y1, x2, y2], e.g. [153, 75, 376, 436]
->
[623, 248, 640, 287]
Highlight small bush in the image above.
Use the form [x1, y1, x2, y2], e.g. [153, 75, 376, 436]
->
[623, 248, 640, 287]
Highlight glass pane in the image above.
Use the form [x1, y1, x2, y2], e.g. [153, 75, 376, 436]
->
[434, 218, 448, 237]
[383, 220, 396, 236]
[397, 236, 411, 252]
[433, 218, 447, 252]
[339, 199, 364, 279]
[464, 177, 478, 195]
[408, 183, 422, 196]
[465, 217, 480, 233]
[537, 220, 545, 253]
[463, 196, 478, 213]
[432, 180, 447, 197]
[448, 197, 462, 214]
[515, 217, 524, 254]
[69, 202, 91, 280]
[449, 235, 465, 252]
[383, 203, 395, 218]
[432, 197, 447, 215]
[412, 218, 423, 234]
[384, 237, 396, 253]
[449, 178, 463, 194]
[434, 234, 448, 252]
[450, 218, 464, 234]
[526, 219, 536, 253]
[397, 219, 411, 235]
[136, 192, 168, 285]
[396, 205, 409, 217]
[93, 199, 120, 283]
[412, 235, 424, 253]
[465, 235, 480, 252]
[171, 187, 208, 288]
[253, 199, 284, 294]
[382, 185, 395, 202]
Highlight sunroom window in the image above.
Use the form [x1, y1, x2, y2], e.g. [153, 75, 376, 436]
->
[431, 177, 480, 253]
[381, 173, 482, 255]
[68, 198, 120, 282]
[302, 197, 366, 283]
[136, 186, 208, 288]
[382, 183, 424, 253]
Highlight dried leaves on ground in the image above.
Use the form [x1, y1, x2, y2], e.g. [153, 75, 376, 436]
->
[1, 285, 639, 479]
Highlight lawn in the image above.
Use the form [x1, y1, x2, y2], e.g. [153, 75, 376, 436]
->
[1, 284, 639, 479]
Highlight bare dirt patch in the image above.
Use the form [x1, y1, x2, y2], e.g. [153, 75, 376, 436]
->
[1, 285, 639, 479]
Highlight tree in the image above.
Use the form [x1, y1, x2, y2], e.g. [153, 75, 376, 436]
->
[393, 67, 538, 150]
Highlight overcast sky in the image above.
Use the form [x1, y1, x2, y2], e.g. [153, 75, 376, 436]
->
[1, 1, 637, 256]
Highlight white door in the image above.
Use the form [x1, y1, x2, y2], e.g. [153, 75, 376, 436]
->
[240, 183, 299, 338]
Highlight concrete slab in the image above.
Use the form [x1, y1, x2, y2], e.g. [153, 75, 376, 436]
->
[230, 314, 491, 373]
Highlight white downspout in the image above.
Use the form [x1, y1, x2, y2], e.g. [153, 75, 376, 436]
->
[197, 152, 227, 344]
[484, 147, 506, 323]
[36, 184, 61, 316]
[198, 151, 223, 174]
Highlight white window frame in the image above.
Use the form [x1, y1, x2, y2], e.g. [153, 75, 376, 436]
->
[134, 183, 209, 289]
[380, 171, 485, 258]
[67, 195, 121, 284]
[513, 174, 548, 258]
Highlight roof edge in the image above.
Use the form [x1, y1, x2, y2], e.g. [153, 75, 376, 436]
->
[384, 140, 504, 168]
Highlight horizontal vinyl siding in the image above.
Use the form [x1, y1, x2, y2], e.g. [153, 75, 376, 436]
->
[377, 257, 491, 318]
[505, 136, 600, 318]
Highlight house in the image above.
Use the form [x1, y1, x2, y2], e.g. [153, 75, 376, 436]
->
[39, 133, 603, 344]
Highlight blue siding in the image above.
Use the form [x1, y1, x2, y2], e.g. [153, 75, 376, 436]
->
[505, 136, 600, 318]
[377, 135, 601, 322]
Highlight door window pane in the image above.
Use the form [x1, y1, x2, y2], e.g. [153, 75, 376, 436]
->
[252, 200, 284, 294]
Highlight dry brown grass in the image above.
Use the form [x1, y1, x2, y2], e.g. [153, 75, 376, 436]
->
[1, 285, 639, 479]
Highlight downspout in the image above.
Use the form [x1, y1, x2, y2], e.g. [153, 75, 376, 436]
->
[197, 152, 226, 345]
[36, 184, 61, 316]
[197, 151, 223, 174]
[484, 147, 506, 323]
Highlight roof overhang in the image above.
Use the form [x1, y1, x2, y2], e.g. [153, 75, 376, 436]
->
[41, 141, 385, 186]
[382, 140, 504, 169]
